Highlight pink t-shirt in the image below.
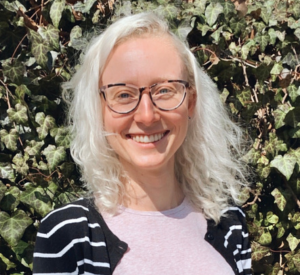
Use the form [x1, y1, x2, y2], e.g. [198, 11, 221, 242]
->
[104, 198, 234, 275]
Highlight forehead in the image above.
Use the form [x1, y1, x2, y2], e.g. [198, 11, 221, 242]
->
[101, 35, 187, 85]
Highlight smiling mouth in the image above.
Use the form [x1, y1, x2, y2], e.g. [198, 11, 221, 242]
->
[127, 131, 169, 143]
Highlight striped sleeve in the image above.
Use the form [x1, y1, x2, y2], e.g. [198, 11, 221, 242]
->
[225, 207, 252, 275]
[33, 200, 111, 275]
[205, 207, 252, 275]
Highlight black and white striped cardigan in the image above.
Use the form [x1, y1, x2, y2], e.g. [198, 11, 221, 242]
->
[33, 198, 252, 275]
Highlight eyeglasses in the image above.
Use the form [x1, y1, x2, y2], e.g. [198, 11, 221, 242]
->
[99, 80, 189, 114]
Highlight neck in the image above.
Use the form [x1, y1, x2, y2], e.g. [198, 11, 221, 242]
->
[121, 162, 184, 211]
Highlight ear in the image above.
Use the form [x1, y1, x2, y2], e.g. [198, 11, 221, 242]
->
[188, 88, 197, 118]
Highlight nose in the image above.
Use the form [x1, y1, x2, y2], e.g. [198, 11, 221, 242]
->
[133, 92, 160, 125]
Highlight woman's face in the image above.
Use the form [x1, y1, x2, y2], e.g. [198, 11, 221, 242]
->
[100, 35, 195, 173]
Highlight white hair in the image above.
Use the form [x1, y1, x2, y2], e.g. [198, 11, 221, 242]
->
[64, 12, 249, 223]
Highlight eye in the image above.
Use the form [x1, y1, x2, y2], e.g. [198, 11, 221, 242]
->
[111, 88, 139, 103]
[118, 92, 131, 98]
[152, 85, 177, 98]
[158, 88, 171, 94]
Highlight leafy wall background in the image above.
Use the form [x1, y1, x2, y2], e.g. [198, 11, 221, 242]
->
[0, 0, 300, 274]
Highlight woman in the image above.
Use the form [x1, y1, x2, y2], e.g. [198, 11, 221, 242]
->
[33, 13, 252, 275]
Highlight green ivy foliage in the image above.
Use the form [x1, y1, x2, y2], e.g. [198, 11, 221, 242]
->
[0, 0, 300, 274]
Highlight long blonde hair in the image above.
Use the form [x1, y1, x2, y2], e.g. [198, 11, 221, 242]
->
[64, 12, 249, 223]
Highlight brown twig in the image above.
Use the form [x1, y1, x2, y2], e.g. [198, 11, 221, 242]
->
[30, 167, 59, 179]
[269, 249, 291, 253]
[242, 193, 261, 208]
[191, 46, 218, 58]
[291, 46, 300, 65]
[0, 79, 13, 108]
[282, 88, 288, 104]
[242, 63, 249, 86]
[11, 34, 27, 61]
[17, 7, 38, 31]
[39, 0, 44, 25]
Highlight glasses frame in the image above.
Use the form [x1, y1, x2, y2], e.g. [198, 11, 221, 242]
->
[99, 80, 189, 114]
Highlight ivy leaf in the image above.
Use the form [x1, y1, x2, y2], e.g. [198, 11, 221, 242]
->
[0, 186, 20, 212]
[241, 148, 261, 165]
[271, 188, 287, 211]
[42, 145, 66, 171]
[2, 0, 26, 12]
[44, 181, 59, 200]
[237, 89, 252, 107]
[255, 34, 270, 52]
[266, 212, 279, 224]
[287, 85, 300, 102]
[289, 126, 300, 138]
[288, 2, 300, 19]
[205, 2, 223, 26]
[230, 17, 246, 35]
[24, 140, 44, 156]
[257, 165, 271, 179]
[270, 62, 283, 76]
[200, 24, 213, 36]
[28, 28, 43, 44]
[50, 127, 71, 148]
[241, 44, 250, 60]
[268, 28, 277, 45]
[285, 107, 300, 128]
[7, 103, 28, 124]
[251, 242, 269, 261]
[288, 17, 300, 29]
[264, 133, 287, 158]
[50, 0, 65, 28]
[20, 183, 53, 217]
[0, 252, 17, 270]
[15, 85, 31, 99]
[293, 253, 300, 272]
[257, 155, 269, 166]
[290, 148, 300, 167]
[74, 0, 96, 13]
[38, 160, 48, 171]
[276, 30, 286, 42]
[0, 210, 32, 247]
[12, 153, 29, 175]
[194, 0, 207, 14]
[270, 154, 297, 180]
[0, 181, 7, 202]
[295, 28, 300, 41]
[0, 162, 15, 181]
[31, 37, 51, 67]
[258, 230, 272, 245]
[276, 222, 285, 238]
[38, 25, 60, 51]
[273, 103, 292, 129]
[287, 233, 300, 252]
[2, 59, 25, 83]
[56, 191, 78, 205]
[69, 26, 82, 47]
[0, 129, 18, 151]
[220, 88, 229, 103]
[223, 1, 235, 17]
[260, 7, 271, 24]
[35, 112, 56, 140]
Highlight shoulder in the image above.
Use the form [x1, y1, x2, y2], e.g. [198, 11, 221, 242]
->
[37, 198, 101, 238]
[206, 207, 252, 275]
[220, 206, 248, 230]
[33, 199, 113, 274]
[206, 206, 248, 244]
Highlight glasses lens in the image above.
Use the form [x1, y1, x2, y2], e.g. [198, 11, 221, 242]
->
[105, 85, 139, 113]
[151, 82, 186, 110]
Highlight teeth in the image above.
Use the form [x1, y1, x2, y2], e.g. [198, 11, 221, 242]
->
[131, 133, 165, 143]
